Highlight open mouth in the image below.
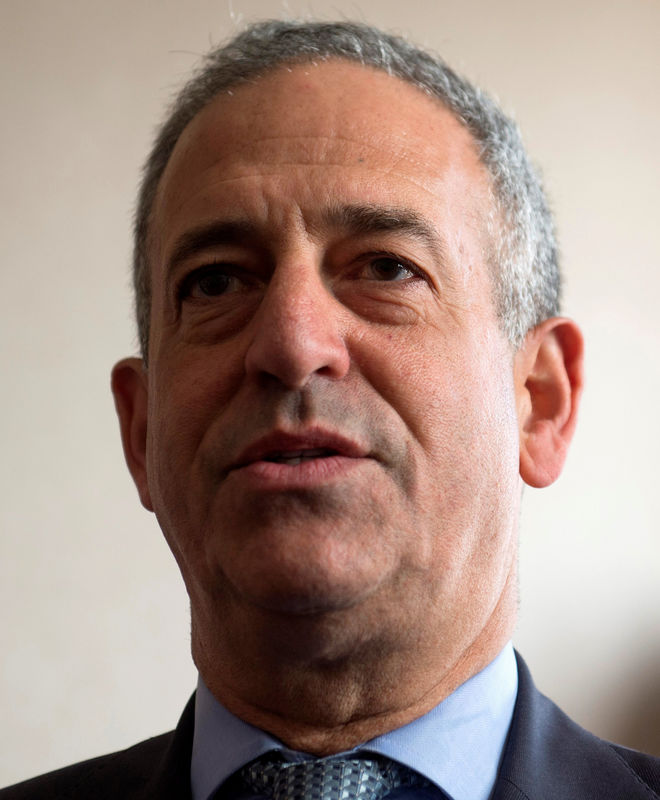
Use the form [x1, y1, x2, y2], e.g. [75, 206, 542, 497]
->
[229, 430, 368, 478]
[262, 448, 339, 466]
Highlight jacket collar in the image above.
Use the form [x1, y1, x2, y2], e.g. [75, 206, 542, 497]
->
[492, 652, 657, 800]
[144, 654, 658, 800]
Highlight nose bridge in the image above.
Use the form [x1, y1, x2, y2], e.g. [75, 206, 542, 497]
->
[244, 250, 350, 388]
[268, 259, 322, 330]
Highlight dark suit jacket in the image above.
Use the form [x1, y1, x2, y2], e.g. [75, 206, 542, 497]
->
[2, 655, 659, 799]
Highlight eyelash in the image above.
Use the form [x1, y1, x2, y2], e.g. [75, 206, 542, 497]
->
[177, 263, 244, 300]
[176, 252, 426, 302]
[360, 253, 423, 281]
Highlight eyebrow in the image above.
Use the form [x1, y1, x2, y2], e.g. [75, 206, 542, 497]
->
[164, 203, 448, 278]
[321, 203, 447, 264]
[166, 220, 259, 275]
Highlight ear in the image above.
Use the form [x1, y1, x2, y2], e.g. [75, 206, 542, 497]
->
[111, 357, 153, 511]
[515, 317, 584, 488]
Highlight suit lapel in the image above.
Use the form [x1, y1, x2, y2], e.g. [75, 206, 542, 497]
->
[140, 694, 195, 800]
[491, 653, 656, 800]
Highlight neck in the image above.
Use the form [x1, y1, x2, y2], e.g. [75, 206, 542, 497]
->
[191, 573, 517, 754]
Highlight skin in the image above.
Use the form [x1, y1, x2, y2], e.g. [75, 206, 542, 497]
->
[112, 60, 583, 754]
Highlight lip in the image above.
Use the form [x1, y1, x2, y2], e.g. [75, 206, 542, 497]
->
[227, 428, 372, 490]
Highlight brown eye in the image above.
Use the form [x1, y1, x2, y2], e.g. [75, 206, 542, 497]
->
[197, 269, 231, 296]
[180, 265, 236, 299]
[368, 257, 416, 281]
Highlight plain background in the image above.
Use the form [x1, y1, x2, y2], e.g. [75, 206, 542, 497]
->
[1, 0, 659, 787]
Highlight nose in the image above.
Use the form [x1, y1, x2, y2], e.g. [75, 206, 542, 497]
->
[244, 263, 350, 389]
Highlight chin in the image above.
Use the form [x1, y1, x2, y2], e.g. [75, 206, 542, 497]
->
[212, 526, 396, 617]
[237, 572, 376, 618]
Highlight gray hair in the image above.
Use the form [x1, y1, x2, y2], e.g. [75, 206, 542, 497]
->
[133, 19, 560, 359]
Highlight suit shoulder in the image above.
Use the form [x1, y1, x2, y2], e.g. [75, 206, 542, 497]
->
[497, 654, 660, 800]
[610, 743, 660, 796]
[0, 731, 175, 800]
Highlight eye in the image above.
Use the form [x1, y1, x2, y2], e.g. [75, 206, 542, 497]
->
[179, 264, 243, 300]
[365, 256, 419, 282]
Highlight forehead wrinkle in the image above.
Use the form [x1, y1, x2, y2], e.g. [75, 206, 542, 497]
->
[229, 132, 414, 159]
[154, 160, 461, 271]
[179, 165, 447, 200]
[164, 152, 442, 187]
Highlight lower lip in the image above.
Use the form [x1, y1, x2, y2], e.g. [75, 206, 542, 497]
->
[228, 455, 369, 490]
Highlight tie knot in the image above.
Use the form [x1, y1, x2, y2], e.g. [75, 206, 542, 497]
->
[240, 753, 431, 800]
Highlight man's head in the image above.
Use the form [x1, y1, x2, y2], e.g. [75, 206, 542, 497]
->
[133, 20, 559, 363]
[112, 21, 582, 753]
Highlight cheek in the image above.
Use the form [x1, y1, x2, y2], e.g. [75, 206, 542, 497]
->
[149, 339, 245, 432]
[355, 326, 519, 545]
[144, 351, 240, 531]
[354, 323, 507, 445]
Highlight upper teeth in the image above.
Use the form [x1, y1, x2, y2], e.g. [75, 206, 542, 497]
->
[267, 449, 333, 465]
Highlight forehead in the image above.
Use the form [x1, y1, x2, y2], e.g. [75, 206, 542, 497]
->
[153, 59, 491, 232]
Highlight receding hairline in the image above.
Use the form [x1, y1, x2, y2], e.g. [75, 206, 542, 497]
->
[143, 55, 497, 290]
[134, 19, 560, 360]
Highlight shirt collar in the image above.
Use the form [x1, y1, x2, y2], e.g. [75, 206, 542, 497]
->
[191, 643, 517, 800]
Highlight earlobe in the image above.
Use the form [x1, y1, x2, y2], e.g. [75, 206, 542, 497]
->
[111, 358, 153, 511]
[515, 318, 584, 488]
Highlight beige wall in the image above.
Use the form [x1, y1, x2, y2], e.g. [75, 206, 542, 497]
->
[1, 0, 659, 786]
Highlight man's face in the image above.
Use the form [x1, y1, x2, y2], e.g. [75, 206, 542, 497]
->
[135, 61, 523, 674]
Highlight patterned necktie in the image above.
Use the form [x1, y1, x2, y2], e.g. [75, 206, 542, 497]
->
[240, 753, 433, 800]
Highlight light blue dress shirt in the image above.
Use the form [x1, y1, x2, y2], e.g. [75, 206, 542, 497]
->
[191, 643, 517, 800]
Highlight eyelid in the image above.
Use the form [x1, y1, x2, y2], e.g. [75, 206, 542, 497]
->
[175, 249, 430, 303]
[177, 261, 244, 300]
[360, 251, 427, 279]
